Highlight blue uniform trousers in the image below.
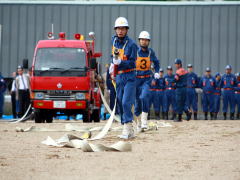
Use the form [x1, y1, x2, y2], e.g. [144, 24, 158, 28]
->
[116, 72, 136, 124]
[176, 87, 188, 114]
[222, 90, 235, 113]
[134, 78, 151, 116]
[214, 94, 221, 113]
[235, 93, 240, 114]
[186, 88, 198, 112]
[163, 89, 177, 112]
[202, 92, 215, 113]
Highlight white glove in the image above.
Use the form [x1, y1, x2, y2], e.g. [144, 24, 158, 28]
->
[154, 73, 160, 79]
[113, 57, 121, 65]
[109, 63, 114, 74]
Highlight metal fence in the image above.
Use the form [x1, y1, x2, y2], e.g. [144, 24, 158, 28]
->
[0, 1, 240, 77]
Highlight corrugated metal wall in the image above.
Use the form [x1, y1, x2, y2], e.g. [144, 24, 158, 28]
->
[0, 2, 239, 77]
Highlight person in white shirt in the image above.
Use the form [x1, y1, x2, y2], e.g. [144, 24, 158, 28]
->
[16, 66, 31, 118]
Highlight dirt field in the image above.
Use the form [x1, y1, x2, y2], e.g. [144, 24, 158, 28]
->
[0, 119, 239, 180]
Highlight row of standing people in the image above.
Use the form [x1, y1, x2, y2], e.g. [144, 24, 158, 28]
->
[148, 65, 240, 121]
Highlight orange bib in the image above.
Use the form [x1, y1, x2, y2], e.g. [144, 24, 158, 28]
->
[136, 56, 151, 71]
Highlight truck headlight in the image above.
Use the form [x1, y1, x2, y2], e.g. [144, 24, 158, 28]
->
[34, 92, 45, 99]
[75, 93, 85, 100]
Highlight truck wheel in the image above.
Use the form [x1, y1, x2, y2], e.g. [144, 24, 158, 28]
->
[91, 109, 100, 123]
[82, 110, 91, 123]
[34, 110, 44, 123]
[45, 114, 53, 123]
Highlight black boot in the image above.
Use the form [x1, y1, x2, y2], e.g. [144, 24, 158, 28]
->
[174, 114, 182, 122]
[237, 113, 240, 120]
[194, 112, 198, 120]
[165, 112, 168, 120]
[223, 112, 227, 120]
[171, 112, 176, 120]
[0, 113, 2, 119]
[155, 112, 160, 120]
[230, 113, 234, 120]
[210, 112, 214, 120]
[214, 113, 218, 120]
[204, 112, 208, 120]
[147, 111, 151, 120]
[186, 111, 192, 121]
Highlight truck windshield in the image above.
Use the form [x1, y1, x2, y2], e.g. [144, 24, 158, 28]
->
[35, 48, 86, 71]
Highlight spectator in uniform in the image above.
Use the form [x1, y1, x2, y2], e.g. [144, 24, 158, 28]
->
[186, 64, 199, 120]
[149, 68, 165, 120]
[174, 59, 192, 122]
[199, 68, 216, 120]
[214, 73, 221, 119]
[163, 66, 177, 120]
[220, 65, 237, 120]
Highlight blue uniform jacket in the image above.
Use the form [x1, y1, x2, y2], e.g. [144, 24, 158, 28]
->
[136, 47, 160, 76]
[164, 74, 176, 88]
[220, 73, 237, 89]
[150, 77, 165, 90]
[111, 35, 138, 71]
[187, 72, 199, 88]
[215, 79, 222, 94]
[199, 75, 216, 92]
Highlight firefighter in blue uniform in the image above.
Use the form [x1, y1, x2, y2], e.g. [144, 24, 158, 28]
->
[186, 64, 199, 120]
[163, 66, 177, 120]
[174, 59, 192, 122]
[199, 68, 216, 120]
[134, 31, 160, 129]
[109, 17, 138, 139]
[220, 65, 237, 120]
[214, 73, 221, 119]
[234, 73, 240, 119]
[149, 69, 165, 120]
[0, 72, 7, 119]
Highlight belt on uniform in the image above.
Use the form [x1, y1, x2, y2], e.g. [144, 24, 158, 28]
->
[224, 88, 233, 90]
[117, 69, 135, 75]
[166, 87, 176, 90]
[19, 89, 29, 91]
[214, 93, 221, 95]
[216, 88, 221, 90]
[204, 91, 213, 94]
[150, 89, 164, 91]
[136, 74, 151, 79]
[235, 91, 240, 94]
[187, 87, 195, 88]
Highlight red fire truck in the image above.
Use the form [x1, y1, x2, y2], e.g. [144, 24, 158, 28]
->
[30, 32, 102, 123]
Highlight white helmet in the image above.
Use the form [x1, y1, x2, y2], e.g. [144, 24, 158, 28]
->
[114, 17, 129, 29]
[138, 31, 151, 40]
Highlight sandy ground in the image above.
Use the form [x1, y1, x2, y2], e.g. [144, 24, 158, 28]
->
[0, 119, 240, 180]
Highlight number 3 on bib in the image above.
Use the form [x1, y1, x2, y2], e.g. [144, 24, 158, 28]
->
[136, 57, 151, 71]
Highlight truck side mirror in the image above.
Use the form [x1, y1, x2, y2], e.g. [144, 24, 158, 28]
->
[90, 58, 97, 69]
[23, 58, 29, 69]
